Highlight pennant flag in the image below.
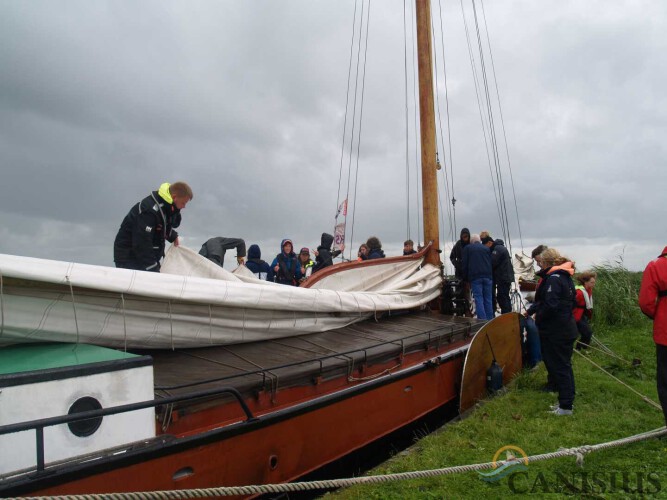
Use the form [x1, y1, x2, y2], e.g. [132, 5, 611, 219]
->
[335, 198, 348, 219]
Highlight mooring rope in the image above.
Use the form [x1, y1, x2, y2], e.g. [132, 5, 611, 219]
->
[574, 349, 662, 410]
[12, 427, 667, 500]
[576, 339, 634, 365]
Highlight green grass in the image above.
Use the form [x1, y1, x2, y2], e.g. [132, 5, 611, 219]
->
[330, 266, 667, 499]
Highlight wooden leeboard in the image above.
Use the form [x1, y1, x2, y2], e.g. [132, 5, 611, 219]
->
[459, 313, 522, 412]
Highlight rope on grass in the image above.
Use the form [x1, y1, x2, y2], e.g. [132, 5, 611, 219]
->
[574, 349, 662, 410]
[13, 427, 667, 500]
[579, 337, 634, 365]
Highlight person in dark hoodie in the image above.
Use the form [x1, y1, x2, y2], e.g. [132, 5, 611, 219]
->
[449, 228, 470, 279]
[269, 239, 302, 285]
[199, 237, 246, 268]
[245, 244, 271, 281]
[526, 248, 578, 416]
[114, 182, 193, 272]
[491, 238, 515, 314]
[312, 233, 343, 273]
[366, 236, 385, 260]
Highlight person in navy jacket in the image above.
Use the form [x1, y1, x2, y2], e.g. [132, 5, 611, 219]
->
[245, 244, 271, 281]
[462, 234, 494, 320]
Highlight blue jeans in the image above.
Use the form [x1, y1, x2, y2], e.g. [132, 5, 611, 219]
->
[471, 277, 494, 320]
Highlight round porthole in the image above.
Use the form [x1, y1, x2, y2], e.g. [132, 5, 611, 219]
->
[67, 396, 103, 437]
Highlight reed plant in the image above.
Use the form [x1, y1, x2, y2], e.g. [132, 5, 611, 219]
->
[587, 254, 647, 331]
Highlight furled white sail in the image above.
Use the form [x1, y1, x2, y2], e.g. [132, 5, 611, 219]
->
[0, 247, 442, 349]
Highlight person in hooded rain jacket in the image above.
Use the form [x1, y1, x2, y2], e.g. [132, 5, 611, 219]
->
[492, 238, 515, 314]
[114, 182, 193, 272]
[526, 248, 578, 415]
[312, 233, 343, 273]
[245, 244, 271, 281]
[639, 246, 667, 425]
[269, 239, 302, 285]
[366, 236, 385, 260]
[449, 228, 471, 279]
[199, 237, 246, 268]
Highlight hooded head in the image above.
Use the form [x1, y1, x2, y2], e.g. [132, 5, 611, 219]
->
[248, 244, 261, 260]
[320, 233, 334, 249]
[460, 228, 470, 245]
[366, 236, 382, 250]
[281, 239, 294, 255]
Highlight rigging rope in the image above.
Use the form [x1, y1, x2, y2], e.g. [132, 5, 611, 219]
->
[471, 0, 512, 247]
[17, 427, 667, 500]
[409, 0, 422, 243]
[432, 0, 457, 252]
[343, 0, 366, 261]
[335, 0, 359, 226]
[459, 0, 505, 236]
[403, 0, 411, 241]
[479, 0, 525, 251]
[349, 0, 372, 260]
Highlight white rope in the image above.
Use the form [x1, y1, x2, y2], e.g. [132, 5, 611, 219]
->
[168, 300, 174, 351]
[13, 427, 667, 500]
[65, 275, 80, 345]
[120, 293, 128, 352]
[0, 269, 4, 337]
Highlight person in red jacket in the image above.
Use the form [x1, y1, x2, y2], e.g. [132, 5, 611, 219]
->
[574, 271, 596, 350]
[639, 246, 667, 425]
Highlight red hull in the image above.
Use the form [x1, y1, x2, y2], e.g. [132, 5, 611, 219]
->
[25, 352, 464, 497]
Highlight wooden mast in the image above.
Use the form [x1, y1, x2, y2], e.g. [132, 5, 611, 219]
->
[415, 0, 441, 269]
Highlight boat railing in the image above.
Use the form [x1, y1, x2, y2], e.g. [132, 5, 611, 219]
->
[0, 386, 257, 474]
[155, 319, 475, 392]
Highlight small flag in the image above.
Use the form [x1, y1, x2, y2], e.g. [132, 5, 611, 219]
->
[335, 198, 348, 219]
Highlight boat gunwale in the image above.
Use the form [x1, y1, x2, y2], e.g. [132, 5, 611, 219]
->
[0, 341, 468, 495]
[301, 242, 433, 288]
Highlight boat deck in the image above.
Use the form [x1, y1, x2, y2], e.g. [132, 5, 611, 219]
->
[145, 311, 483, 405]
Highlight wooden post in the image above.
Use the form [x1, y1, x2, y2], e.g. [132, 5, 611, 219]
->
[415, 0, 441, 269]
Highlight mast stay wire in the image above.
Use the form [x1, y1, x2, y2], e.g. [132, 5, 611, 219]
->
[335, 0, 359, 230]
[403, 0, 411, 241]
[343, 0, 367, 261]
[433, 0, 457, 249]
[479, 0, 525, 252]
[459, 0, 506, 237]
[409, 0, 422, 244]
[430, 5, 455, 259]
[349, 1, 372, 261]
[471, 0, 512, 248]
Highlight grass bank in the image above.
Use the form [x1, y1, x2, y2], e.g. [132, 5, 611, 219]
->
[332, 265, 666, 498]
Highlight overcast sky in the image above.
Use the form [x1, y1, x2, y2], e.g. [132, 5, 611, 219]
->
[1, 0, 664, 273]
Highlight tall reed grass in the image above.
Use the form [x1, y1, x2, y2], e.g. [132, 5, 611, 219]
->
[587, 254, 647, 330]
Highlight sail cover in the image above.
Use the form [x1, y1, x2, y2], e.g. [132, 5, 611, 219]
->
[0, 247, 442, 349]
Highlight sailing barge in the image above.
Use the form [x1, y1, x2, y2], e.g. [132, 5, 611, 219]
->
[0, 1, 522, 496]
